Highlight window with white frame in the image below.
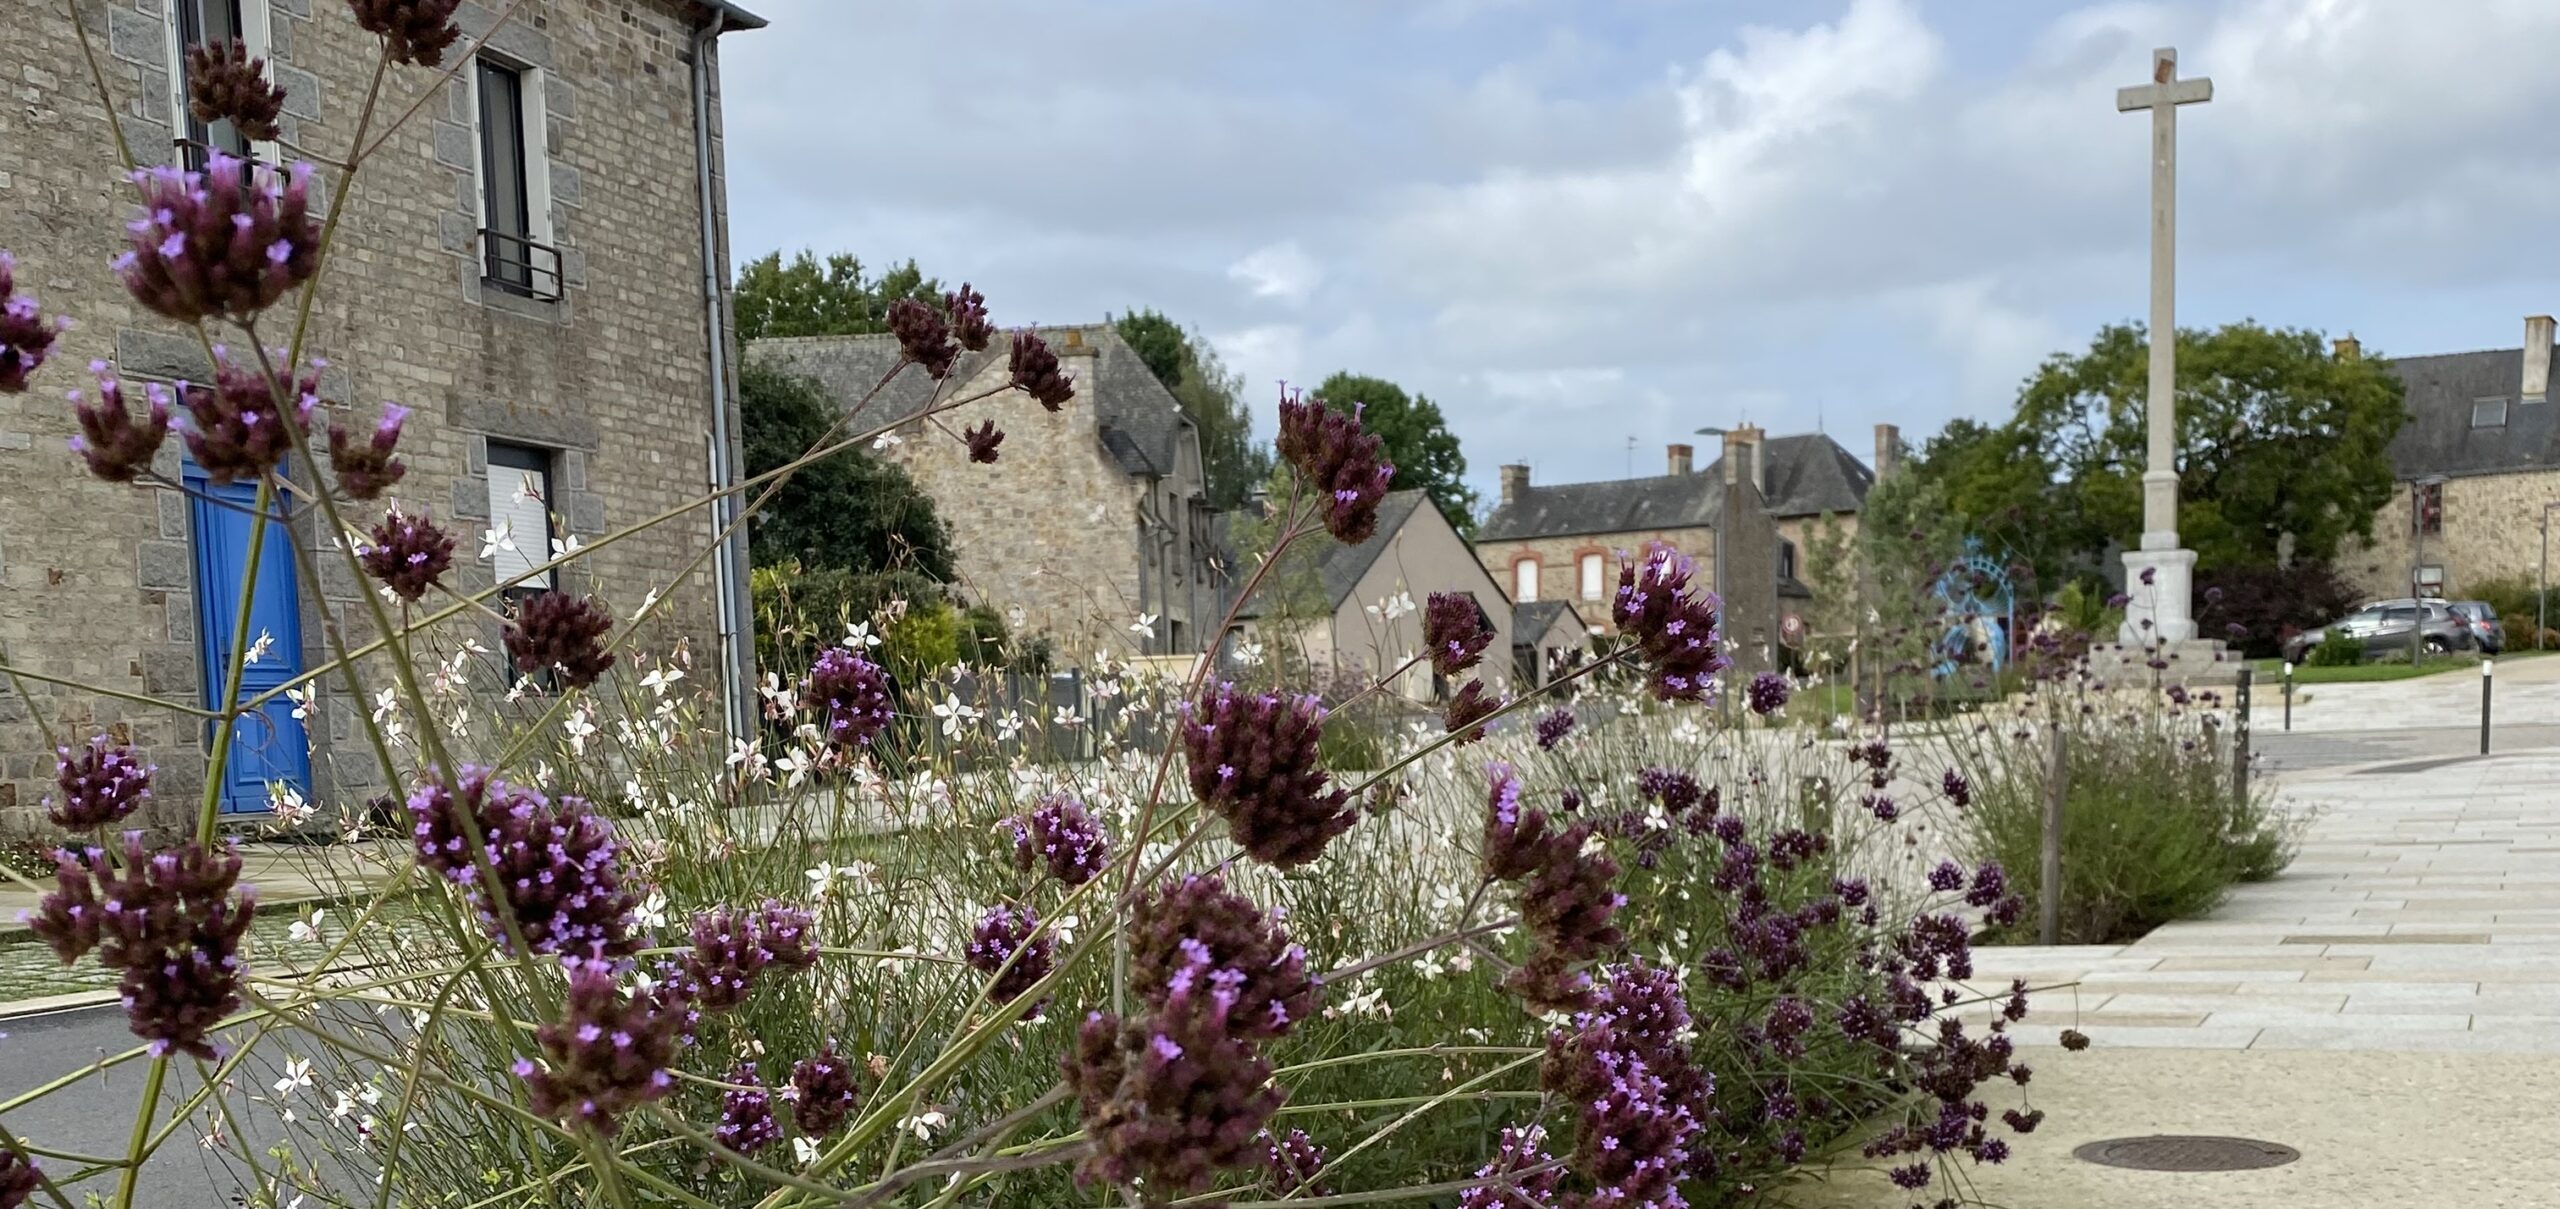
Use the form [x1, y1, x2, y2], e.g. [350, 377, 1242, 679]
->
[168, 0, 273, 170]
[472, 55, 559, 300]
[486, 443, 556, 594]
[1578, 552, 1604, 602]
[1514, 557, 1540, 603]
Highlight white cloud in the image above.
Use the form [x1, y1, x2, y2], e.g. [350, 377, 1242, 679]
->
[1227, 241, 1326, 305]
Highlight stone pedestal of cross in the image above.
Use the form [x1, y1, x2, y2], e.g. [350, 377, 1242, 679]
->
[2116, 46, 2212, 646]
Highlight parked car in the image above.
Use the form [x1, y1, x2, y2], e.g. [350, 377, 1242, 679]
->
[2446, 600, 2506, 655]
[2282, 599, 2477, 663]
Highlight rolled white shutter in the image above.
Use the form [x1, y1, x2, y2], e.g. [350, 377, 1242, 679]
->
[487, 466, 553, 590]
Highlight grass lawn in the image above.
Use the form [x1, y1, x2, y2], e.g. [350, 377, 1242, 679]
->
[2250, 648, 2554, 685]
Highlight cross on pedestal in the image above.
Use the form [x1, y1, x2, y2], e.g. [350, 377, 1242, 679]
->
[2116, 47, 2211, 645]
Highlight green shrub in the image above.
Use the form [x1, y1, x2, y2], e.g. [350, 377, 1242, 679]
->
[2468, 573, 2544, 632]
[2307, 628, 2363, 667]
[1953, 697, 2294, 943]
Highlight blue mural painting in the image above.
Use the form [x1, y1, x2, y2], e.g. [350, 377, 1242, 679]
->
[1931, 538, 2015, 677]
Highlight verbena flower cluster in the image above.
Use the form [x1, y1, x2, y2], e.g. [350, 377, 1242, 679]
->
[27, 835, 255, 1059]
[1006, 793, 1111, 886]
[327, 402, 409, 500]
[801, 644, 893, 751]
[1275, 388, 1394, 545]
[1181, 683, 1357, 868]
[1424, 590, 1492, 676]
[67, 363, 171, 483]
[116, 154, 319, 324]
[887, 297, 961, 377]
[358, 507, 455, 602]
[177, 348, 322, 485]
[679, 899, 818, 1010]
[0, 1150, 36, 1209]
[1480, 764, 1625, 1010]
[1009, 330, 1074, 410]
[714, 1063, 783, 1156]
[1443, 678, 1501, 745]
[405, 766, 636, 961]
[1066, 872, 1317, 1199]
[1263, 1128, 1329, 1198]
[349, 0, 464, 67]
[46, 735, 154, 830]
[1612, 545, 1731, 702]
[516, 959, 682, 1136]
[965, 903, 1056, 1012]
[790, 1042, 860, 1138]
[503, 590, 617, 689]
[1535, 707, 1576, 750]
[1458, 1125, 1560, 1209]
[184, 39, 287, 143]
[963, 418, 1004, 463]
[0, 251, 61, 394]
[1539, 961, 1708, 1207]
[945, 283, 994, 351]
[1746, 670, 1791, 716]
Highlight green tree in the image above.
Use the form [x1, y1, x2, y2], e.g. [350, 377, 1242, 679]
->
[734, 250, 941, 342]
[1940, 322, 2406, 576]
[1113, 309, 1273, 511]
[739, 358, 953, 579]
[1305, 371, 1476, 535]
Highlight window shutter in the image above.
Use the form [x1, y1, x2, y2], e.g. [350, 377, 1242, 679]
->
[1515, 559, 1539, 603]
[486, 464, 553, 589]
[1579, 554, 1603, 601]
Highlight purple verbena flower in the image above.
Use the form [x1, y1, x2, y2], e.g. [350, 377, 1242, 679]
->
[886, 297, 958, 378]
[0, 252, 64, 395]
[516, 959, 682, 1136]
[67, 364, 171, 482]
[1008, 330, 1074, 410]
[714, 1062, 782, 1156]
[173, 347, 322, 485]
[1274, 388, 1393, 545]
[944, 283, 994, 352]
[349, 0, 464, 66]
[405, 766, 636, 961]
[29, 835, 254, 1060]
[1634, 766, 1704, 820]
[327, 402, 408, 500]
[963, 418, 1004, 463]
[46, 735, 154, 831]
[1064, 972, 1287, 1199]
[801, 645, 893, 750]
[1424, 591, 1492, 677]
[1927, 860, 1965, 892]
[681, 903, 774, 1011]
[1942, 768, 1971, 808]
[1443, 678, 1500, 745]
[0, 1150, 37, 1209]
[1458, 1125, 1560, 1209]
[1006, 794, 1111, 886]
[1747, 669, 1792, 716]
[1263, 1128, 1328, 1198]
[790, 1042, 860, 1137]
[185, 39, 286, 142]
[1181, 682, 1357, 868]
[117, 155, 318, 323]
[966, 903, 1056, 1013]
[1533, 707, 1575, 750]
[1128, 872, 1317, 1041]
[503, 591, 617, 689]
[357, 506, 455, 602]
[755, 899, 818, 972]
[1612, 544, 1732, 702]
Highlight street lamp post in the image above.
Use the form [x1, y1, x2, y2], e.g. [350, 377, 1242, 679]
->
[1697, 426, 1730, 717]
[2410, 475, 2447, 665]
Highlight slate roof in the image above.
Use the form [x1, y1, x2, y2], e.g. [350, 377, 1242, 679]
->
[1478, 432, 1874, 543]
[1514, 600, 1587, 643]
[1212, 491, 1490, 620]
[747, 325, 1194, 478]
[2382, 343, 2560, 480]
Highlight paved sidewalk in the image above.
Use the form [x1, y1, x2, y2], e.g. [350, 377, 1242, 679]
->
[1958, 748, 2560, 1053]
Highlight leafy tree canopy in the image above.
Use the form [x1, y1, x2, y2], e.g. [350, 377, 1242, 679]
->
[1112, 310, 1273, 511]
[735, 250, 941, 342]
[1305, 371, 1477, 536]
[738, 358, 953, 581]
[1917, 321, 2407, 579]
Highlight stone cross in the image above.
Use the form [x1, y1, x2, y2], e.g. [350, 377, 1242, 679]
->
[2116, 47, 2211, 644]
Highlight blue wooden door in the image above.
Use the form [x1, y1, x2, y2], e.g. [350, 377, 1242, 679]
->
[187, 465, 312, 813]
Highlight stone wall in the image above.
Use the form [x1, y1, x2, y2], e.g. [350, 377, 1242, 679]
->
[2338, 467, 2560, 606]
[1471, 527, 1719, 637]
[0, 0, 734, 831]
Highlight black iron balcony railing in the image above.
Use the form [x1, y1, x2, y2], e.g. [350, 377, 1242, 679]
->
[480, 228, 565, 302]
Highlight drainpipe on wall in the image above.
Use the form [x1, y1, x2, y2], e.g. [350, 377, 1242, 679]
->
[691, 11, 754, 746]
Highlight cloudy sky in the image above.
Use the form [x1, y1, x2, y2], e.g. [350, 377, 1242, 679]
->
[720, 0, 2560, 501]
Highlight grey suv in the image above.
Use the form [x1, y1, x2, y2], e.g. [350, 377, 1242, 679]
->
[2284, 599, 2477, 663]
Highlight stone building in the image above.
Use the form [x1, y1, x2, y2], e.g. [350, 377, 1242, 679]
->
[751, 326, 1216, 661]
[1216, 489, 1518, 699]
[1473, 426, 1883, 669]
[2337, 317, 2559, 606]
[1510, 599, 1591, 689]
[0, 0, 761, 831]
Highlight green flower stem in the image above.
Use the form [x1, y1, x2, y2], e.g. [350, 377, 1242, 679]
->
[1292, 1052, 1545, 1197]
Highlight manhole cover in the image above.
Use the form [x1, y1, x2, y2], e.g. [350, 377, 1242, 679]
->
[2072, 1136, 2299, 1172]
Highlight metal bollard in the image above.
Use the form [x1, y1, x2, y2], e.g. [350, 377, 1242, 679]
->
[2283, 662, 2294, 732]
[2233, 666, 2253, 804]
[2039, 710, 2067, 946]
[2483, 659, 2494, 755]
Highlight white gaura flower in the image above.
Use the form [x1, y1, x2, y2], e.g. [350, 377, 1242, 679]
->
[793, 1136, 822, 1164]
[562, 704, 599, 755]
[900, 1110, 947, 1142]
[633, 588, 662, 622]
[995, 711, 1023, 741]
[1381, 591, 1416, 621]
[269, 782, 313, 826]
[273, 1057, 314, 1098]
[330, 1090, 359, 1123]
[727, 737, 771, 782]
[478, 521, 515, 561]
[641, 665, 684, 695]
[931, 695, 980, 738]
[845, 621, 883, 650]
[287, 908, 326, 945]
[285, 685, 314, 721]
[634, 890, 670, 931]
[1052, 707, 1084, 729]
[1051, 913, 1081, 947]
[370, 688, 400, 725]
[1130, 613, 1159, 638]
[1412, 951, 1446, 981]
[243, 628, 275, 666]
[550, 533, 583, 560]
[870, 431, 903, 451]
[1234, 639, 1266, 668]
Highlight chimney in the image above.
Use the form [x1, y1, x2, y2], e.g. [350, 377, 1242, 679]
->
[2332, 334, 2361, 361]
[1720, 430, 1754, 491]
[1872, 423, 1900, 480]
[1499, 463, 1529, 507]
[2527, 315, 2554, 402]
[1060, 326, 1095, 358]
[1732, 424, 1766, 492]
[1666, 443, 1693, 476]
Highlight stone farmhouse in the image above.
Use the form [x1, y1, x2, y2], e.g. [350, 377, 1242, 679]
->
[2337, 317, 2558, 606]
[0, 0, 762, 831]
[1473, 426, 1886, 671]
[752, 326, 1217, 662]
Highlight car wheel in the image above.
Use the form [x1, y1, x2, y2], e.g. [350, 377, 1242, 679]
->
[2425, 636, 2450, 654]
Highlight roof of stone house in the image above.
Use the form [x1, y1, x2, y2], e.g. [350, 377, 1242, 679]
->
[1513, 599, 1588, 642]
[1477, 432, 1875, 543]
[1210, 491, 1493, 620]
[696, 0, 770, 29]
[2382, 343, 2560, 480]
[746, 325, 1195, 479]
